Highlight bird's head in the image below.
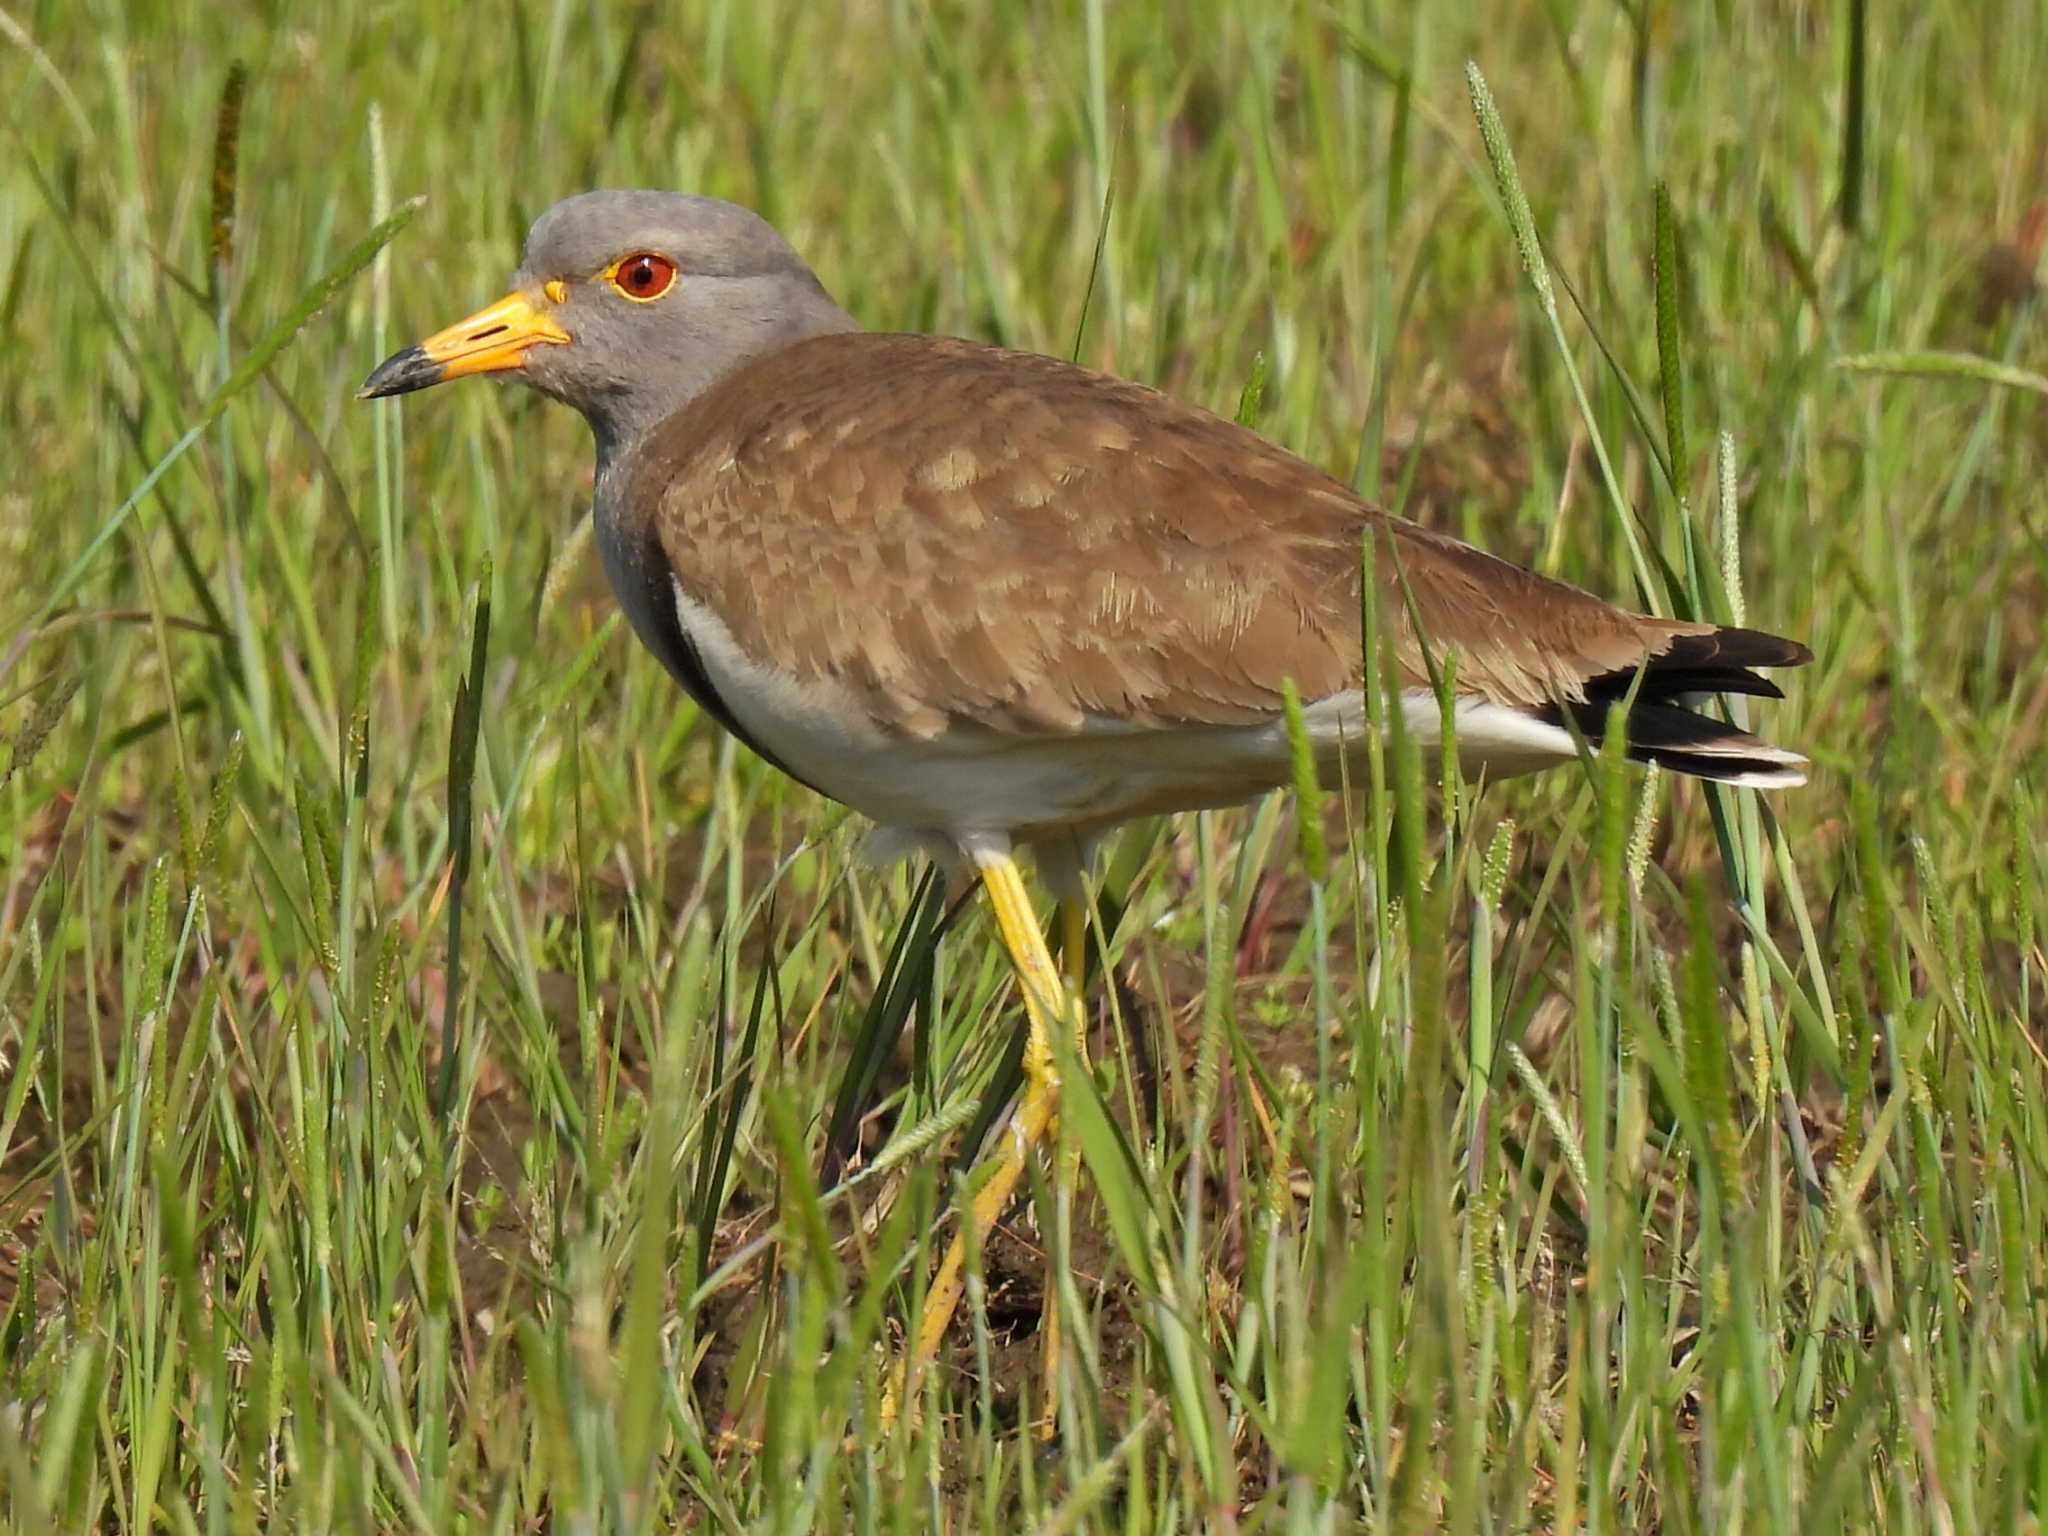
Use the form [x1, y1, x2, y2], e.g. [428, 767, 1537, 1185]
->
[360, 190, 855, 451]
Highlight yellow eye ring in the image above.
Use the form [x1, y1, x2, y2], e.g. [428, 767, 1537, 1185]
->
[607, 252, 678, 303]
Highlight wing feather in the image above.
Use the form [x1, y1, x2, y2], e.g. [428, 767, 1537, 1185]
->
[623, 333, 1736, 739]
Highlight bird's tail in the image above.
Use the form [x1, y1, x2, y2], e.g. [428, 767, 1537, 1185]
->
[1550, 625, 1813, 789]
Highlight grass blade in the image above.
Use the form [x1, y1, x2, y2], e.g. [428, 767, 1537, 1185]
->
[1839, 0, 1866, 233]
[2, 193, 425, 681]
[207, 62, 247, 304]
[435, 565, 491, 1122]
[821, 863, 945, 1181]
[1833, 349, 2048, 396]
[1654, 181, 1688, 498]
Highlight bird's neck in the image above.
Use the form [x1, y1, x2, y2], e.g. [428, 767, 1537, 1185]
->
[589, 283, 859, 472]
[586, 278, 858, 648]
[586, 317, 847, 672]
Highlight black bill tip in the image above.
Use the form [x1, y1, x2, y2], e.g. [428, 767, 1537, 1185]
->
[358, 345, 443, 400]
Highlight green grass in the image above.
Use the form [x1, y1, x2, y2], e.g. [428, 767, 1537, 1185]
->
[4, 0, 2047, 1529]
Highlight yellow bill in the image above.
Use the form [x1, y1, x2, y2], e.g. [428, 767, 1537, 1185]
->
[359, 289, 569, 398]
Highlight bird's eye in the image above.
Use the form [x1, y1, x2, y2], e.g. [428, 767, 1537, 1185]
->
[610, 253, 678, 302]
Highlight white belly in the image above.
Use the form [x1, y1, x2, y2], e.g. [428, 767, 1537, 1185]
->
[670, 581, 1576, 851]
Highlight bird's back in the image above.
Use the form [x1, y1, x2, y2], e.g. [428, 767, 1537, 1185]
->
[615, 331, 1706, 741]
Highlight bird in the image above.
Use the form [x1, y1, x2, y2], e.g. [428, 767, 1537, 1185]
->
[360, 188, 1810, 1426]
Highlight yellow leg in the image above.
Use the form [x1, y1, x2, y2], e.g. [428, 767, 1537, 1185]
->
[882, 848, 1080, 1430]
[1033, 900, 1090, 1436]
[1060, 898, 1087, 1012]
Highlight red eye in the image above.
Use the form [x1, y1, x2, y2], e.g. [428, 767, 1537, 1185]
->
[611, 253, 676, 301]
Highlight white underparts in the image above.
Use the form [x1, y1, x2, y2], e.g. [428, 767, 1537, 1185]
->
[664, 579, 1802, 877]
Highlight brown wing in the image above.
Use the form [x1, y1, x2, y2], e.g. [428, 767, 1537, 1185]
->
[625, 332, 1710, 739]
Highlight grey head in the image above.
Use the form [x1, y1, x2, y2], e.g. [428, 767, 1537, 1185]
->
[360, 190, 859, 457]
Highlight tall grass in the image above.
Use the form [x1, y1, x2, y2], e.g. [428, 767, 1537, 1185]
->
[3, 1, 2046, 1529]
